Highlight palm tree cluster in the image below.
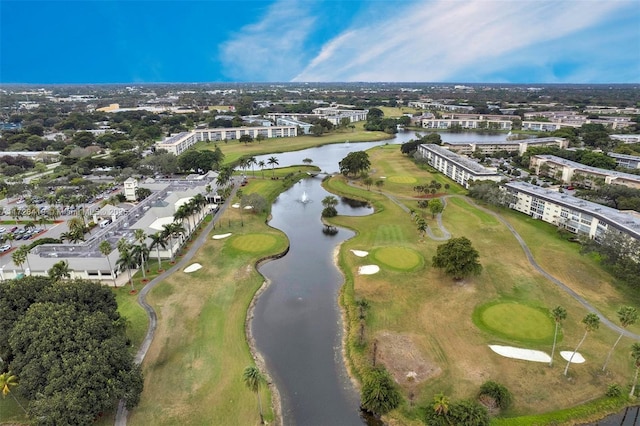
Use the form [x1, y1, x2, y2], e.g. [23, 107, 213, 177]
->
[414, 180, 442, 195]
[410, 209, 428, 238]
[173, 194, 208, 235]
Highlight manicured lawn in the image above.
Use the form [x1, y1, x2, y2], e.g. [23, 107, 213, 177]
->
[323, 148, 638, 425]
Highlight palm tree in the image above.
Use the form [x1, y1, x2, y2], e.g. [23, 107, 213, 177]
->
[162, 222, 185, 262]
[432, 392, 450, 416]
[9, 206, 21, 222]
[116, 244, 137, 291]
[132, 244, 150, 280]
[0, 371, 26, 413]
[174, 204, 193, 234]
[629, 343, 640, 397]
[564, 313, 600, 376]
[321, 196, 338, 208]
[99, 240, 117, 287]
[258, 160, 266, 179]
[603, 306, 639, 372]
[133, 229, 148, 279]
[248, 156, 257, 177]
[47, 205, 61, 223]
[26, 204, 39, 223]
[149, 232, 167, 270]
[11, 246, 29, 274]
[267, 156, 279, 177]
[48, 260, 71, 282]
[243, 366, 266, 424]
[550, 306, 567, 367]
[5, 233, 15, 248]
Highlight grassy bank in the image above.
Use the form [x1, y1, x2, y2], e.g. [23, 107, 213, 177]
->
[323, 147, 638, 425]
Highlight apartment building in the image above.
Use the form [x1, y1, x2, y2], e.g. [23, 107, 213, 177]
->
[504, 181, 640, 242]
[443, 137, 568, 155]
[311, 107, 369, 124]
[530, 155, 640, 189]
[154, 126, 297, 155]
[611, 135, 640, 144]
[416, 144, 502, 188]
[608, 152, 640, 169]
[422, 115, 514, 130]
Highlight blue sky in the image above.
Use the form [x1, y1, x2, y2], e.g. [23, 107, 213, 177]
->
[1, 0, 638, 84]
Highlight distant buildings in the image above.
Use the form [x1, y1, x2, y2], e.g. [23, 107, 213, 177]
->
[421, 114, 517, 130]
[442, 137, 568, 156]
[416, 144, 502, 188]
[607, 152, 640, 170]
[311, 107, 369, 124]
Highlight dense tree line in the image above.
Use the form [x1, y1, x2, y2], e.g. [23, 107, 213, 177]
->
[576, 184, 640, 212]
[363, 108, 409, 133]
[0, 276, 143, 424]
[581, 229, 640, 288]
[519, 146, 617, 170]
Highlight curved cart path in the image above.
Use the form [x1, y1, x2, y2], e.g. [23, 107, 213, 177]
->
[350, 183, 639, 340]
[115, 185, 237, 426]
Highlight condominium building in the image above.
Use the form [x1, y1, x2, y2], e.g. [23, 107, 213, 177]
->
[608, 152, 640, 169]
[123, 177, 139, 201]
[504, 181, 640, 242]
[154, 126, 297, 155]
[530, 155, 640, 189]
[276, 117, 313, 134]
[611, 134, 640, 144]
[416, 144, 502, 188]
[422, 117, 513, 130]
[311, 107, 369, 124]
[443, 137, 568, 156]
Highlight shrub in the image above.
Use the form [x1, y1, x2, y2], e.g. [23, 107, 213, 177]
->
[606, 383, 622, 397]
[360, 366, 402, 415]
[478, 380, 512, 410]
[449, 399, 490, 425]
[321, 206, 337, 218]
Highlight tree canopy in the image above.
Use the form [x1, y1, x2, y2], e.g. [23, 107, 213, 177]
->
[339, 151, 371, 177]
[0, 276, 143, 424]
[432, 237, 482, 280]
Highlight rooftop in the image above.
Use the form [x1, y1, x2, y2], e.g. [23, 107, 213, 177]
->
[420, 144, 498, 175]
[535, 155, 640, 181]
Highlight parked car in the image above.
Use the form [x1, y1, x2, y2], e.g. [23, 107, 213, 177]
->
[0, 227, 6, 233]
[9, 226, 18, 232]
[0, 244, 11, 253]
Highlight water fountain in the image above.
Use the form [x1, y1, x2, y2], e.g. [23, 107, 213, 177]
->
[299, 191, 311, 204]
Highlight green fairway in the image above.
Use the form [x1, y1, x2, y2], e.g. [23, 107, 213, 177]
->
[473, 301, 556, 344]
[387, 175, 418, 184]
[230, 233, 278, 253]
[372, 246, 423, 271]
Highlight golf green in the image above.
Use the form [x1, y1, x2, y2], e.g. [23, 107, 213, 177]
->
[231, 234, 278, 253]
[387, 175, 418, 184]
[474, 302, 555, 344]
[372, 246, 423, 271]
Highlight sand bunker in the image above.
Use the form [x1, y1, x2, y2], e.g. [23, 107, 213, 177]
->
[358, 265, 380, 275]
[184, 263, 202, 273]
[231, 203, 240, 208]
[212, 233, 232, 240]
[350, 249, 369, 257]
[560, 351, 586, 364]
[243, 205, 253, 210]
[489, 345, 551, 363]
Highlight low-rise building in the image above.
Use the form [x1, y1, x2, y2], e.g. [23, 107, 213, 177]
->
[530, 155, 640, 189]
[123, 177, 139, 201]
[611, 134, 640, 144]
[504, 181, 640, 242]
[276, 117, 313, 134]
[311, 107, 369, 124]
[416, 144, 502, 188]
[608, 152, 640, 169]
[422, 117, 513, 130]
[443, 137, 568, 156]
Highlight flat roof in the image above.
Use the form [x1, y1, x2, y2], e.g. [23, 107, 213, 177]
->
[505, 181, 640, 240]
[608, 152, 640, 161]
[419, 144, 499, 175]
[535, 155, 640, 182]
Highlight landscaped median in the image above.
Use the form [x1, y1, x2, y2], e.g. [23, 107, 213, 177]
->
[322, 146, 639, 425]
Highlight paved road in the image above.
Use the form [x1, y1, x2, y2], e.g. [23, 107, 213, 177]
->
[115, 184, 238, 426]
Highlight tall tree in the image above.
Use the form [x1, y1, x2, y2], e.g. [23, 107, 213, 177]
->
[630, 343, 640, 397]
[432, 237, 482, 280]
[149, 232, 167, 270]
[339, 151, 371, 177]
[602, 306, 638, 372]
[11, 246, 29, 274]
[99, 240, 117, 287]
[428, 198, 444, 218]
[48, 260, 71, 282]
[116, 244, 137, 291]
[133, 229, 148, 279]
[564, 313, 600, 376]
[360, 366, 402, 415]
[243, 366, 266, 424]
[550, 306, 567, 367]
[267, 156, 279, 177]
[0, 371, 18, 397]
[258, 160, 266, 179]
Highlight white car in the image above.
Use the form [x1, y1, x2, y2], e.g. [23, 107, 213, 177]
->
[0, 244, 11, 253]
[0, 227, 5, 233]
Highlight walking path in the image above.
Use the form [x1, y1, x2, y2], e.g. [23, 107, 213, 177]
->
[356, 182, 639, 340]
[115, 184, 237, 426]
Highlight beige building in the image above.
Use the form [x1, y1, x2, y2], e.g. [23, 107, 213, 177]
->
[443, 137, 568, 155]
[123, 177, 139, 201]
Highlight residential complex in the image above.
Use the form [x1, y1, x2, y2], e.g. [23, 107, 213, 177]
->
[154, 126, 297, 155]
[416, 143, 502, 188]
[311, 106, 369, 124]
[421, 113, 516, 130]
[504, 181, 640, 243]
[608, 152, 640, 169]
[442, 137, 568, 155]
[530, 155, 640, 189]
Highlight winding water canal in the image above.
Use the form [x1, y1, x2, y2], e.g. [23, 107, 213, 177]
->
[251, 131, 509, 425]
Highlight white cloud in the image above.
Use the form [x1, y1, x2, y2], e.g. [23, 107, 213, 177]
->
[219, 0, 315, 81]
[292, 0, 637, 83]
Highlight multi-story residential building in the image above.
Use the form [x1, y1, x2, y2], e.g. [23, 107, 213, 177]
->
[611, 134, 640, 144]
[123, 177, 139, 201]
[422, 114, 515, 130]
[276, 117, 313, 134]
[608, 152, 640, 169]
[443, 137, 568, 156]
[311, 107, 369, 124]
[408, 101, 474, 112]
[416, 144, 502, 188]
[530, 155, 640, 189]
[504, 181, 640, 242]
[154, 126, 297, 155]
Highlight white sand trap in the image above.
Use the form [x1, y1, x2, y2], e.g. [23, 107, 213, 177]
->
[560, 351, 586, 364]
[184, 263, 202, 273]
[358, 265, 380, 275]
[489, 345, 551, 363]
[380, 176, 387, 179]
[212, 233, 232, 240]
[243, 205, 253, 210]
[231, 203, 240, 208]
[350, 249, 369, 257]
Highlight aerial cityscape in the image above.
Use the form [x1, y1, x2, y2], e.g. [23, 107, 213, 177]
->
[1, 1, 640, 426]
